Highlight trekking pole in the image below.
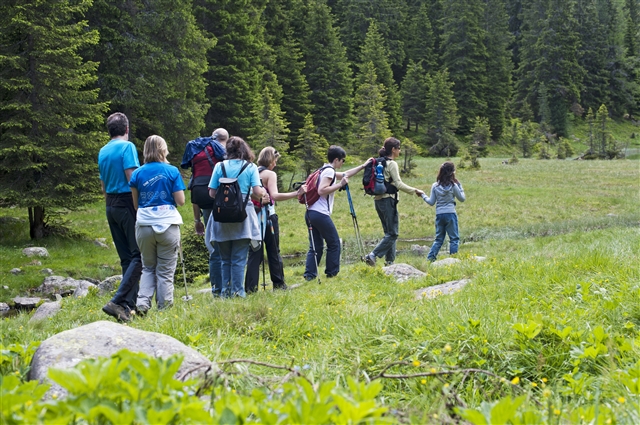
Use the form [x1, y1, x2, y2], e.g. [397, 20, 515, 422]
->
[261, 205, 267, 291]
[178, 242, 193, 301]
[303, 193, 321, 284]
[345, 184, 366, 262]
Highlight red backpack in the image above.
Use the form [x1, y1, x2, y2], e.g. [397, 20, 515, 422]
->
[297, 165, 335, 206]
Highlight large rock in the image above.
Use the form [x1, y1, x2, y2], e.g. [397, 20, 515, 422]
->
[430, 257, 461, 267]
[382, 263, 426, 283]
[22, 247, 49, 257]
[28, 321, 214, 399]
[29, 301, 61, 323]
[415, 279, 471, 300]
[98, 275, 122, 295]
[35, 276, 96, 298]
[410, 245, 430, 255]
[12, 297, 43, 309]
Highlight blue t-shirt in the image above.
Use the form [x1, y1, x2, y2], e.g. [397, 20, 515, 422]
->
[209, 160, 260, 194]
[98, 139, 140, 194]
[129, 162, 186, 208]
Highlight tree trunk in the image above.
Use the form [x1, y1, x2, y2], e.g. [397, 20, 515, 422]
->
[29, 206, 45, 239]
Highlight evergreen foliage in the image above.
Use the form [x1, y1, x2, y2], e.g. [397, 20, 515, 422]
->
[470, 117, 492, 157]
[352, 62, 391, 156]
[404, 3, 437, 72]
[295, 114, 329, 176]
[440, 0, 488, 134]
[424, 70, 459, 157]
[0, 0, 108, 239]
[483, 0, 513, 140]
[301, 0, 354, 143]
[249, 86, 291, 162]
[84, 0, 212, 156]
[400, 60, 428, 131]
[358, 21, 403, 133]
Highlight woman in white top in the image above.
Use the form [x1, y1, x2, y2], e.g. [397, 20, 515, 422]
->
[129, 135, 186, 312]
[303, 145, 369, 280]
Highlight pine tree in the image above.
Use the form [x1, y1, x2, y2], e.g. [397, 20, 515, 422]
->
[400, 60, 428, 131]
[0, 0, 108, 239]
[262, 0, 313, 145]
[249, 86, 290, 154]
[195, 0, 267, 139]
[352, 62, 392, 156]
[424, 70, 460, 157]
[404, 3, 437, 72]
[332, 0, 408, 66]
[483, 0, 513, 140]
[595, 103, 615, 158]
[85, 0, 213, 156]
[440, 0, 489, 134]
[585, 107, 596, 155]
[470, 116, 492, 157]
[296, 114, 329, 176]
[358, 21, 402, 132]
[301, 0, 354, 143]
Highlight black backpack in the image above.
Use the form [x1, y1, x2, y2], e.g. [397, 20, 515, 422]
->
[212, 161, 251, 223]
[362, 157, 398, 196]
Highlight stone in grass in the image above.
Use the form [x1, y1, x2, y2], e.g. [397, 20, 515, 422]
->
[93, 239, 109, 249]
[98, 275, 122, 295]
[0, 302, 10, 312]
[22, 247, 49, 258]
[383, 263, 426, 283]
[35, 276, 96, 298]
[13, 297, 43, 309]
[10, 268, 21, 275]
[41, 268, 54, 276]
[415, 279, 471, 300]
[430, 257, 461, 267]
[28, 320, 214, 399]
[29, 301, 61, 323]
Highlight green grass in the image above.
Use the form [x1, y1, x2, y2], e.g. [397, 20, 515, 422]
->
[1, 155, 640, 423]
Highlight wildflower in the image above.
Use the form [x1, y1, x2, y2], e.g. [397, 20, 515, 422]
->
[500, 377, 506, 383]
[553, 409, 560, 415]
[368, 360, 372, 363]
[618, 397, 626, 403]
[444, 344, 452, 353]
[433, 414, 438, 419]
[430, 368, 437, 373]
[382, 328, 386, 333]
[413, 360, 421, 367]
[421, 379, 427, 384]
[542, 377, 548, 383]
[307, 333, 311, 337]
[399, 357, 403, 360]
[511, 376, 520, 385]
[444, 383, 450, 388]
[542, 389, 551, 398]
[531, 382, 537, 387]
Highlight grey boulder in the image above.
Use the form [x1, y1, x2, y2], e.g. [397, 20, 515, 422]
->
[22, 247, 49, 257]
[29, 301, 61, 323]
[35, 276, 96, 298]
[415, 279, 471, 300]
[383, 263, 427, 283]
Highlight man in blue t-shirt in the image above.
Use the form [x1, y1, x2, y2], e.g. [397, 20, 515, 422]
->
[98, 112, 142, 322]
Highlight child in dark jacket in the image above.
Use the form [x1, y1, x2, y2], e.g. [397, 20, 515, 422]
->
[422, 161, 466, 261]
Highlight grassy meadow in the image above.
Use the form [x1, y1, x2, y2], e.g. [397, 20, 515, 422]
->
[1, 155, 640, 423]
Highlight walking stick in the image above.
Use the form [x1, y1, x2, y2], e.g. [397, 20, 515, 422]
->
[345, 184, 366, 262]
[178, 242, 193, 301]
[303, 193, 321, 284]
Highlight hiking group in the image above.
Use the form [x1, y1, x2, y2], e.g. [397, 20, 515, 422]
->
[98, 112, 466, 322]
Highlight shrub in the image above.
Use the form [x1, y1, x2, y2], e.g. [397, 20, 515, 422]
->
[180, 230, 209, 284]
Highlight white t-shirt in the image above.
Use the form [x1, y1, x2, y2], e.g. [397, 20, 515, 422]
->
[309, 165, 336, 216]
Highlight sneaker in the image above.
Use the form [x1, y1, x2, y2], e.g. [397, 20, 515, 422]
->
[364, 253, 376, 267]
[102, 302, 130, 322]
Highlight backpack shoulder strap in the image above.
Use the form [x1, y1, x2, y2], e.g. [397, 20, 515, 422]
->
[203, 145, 215, 168]
[236, 161, 251, 178]
[221, 161, 227, 178]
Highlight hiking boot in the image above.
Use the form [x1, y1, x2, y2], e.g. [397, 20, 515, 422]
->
[384, 261, 394, 266]
[102, 302, 130, 322]
[364, 253, 376, 267]
[274, 284, 288, 290]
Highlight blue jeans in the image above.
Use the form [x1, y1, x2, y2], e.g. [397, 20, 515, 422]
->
[372, 197, 398, 263]
[304, 210, 341, 279]
[106, 205, 142, 311]
[427, 213, 459, 261]
[209, 242, 222, 296]
[217, 239, 250, 297]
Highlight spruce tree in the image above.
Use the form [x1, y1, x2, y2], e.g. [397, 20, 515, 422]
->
[85, 0, 213, 156]
[195, 0, 267, 139]
[296, 114, 329, 176]
[249, 86, 290, 155]
[358, 21, 402, 133]
[440, 0, 489, 134]
[404, 3, 437, 72]
[400, 60, 428, 131]
[301, 0, 354, 143]
[0, 0, 108, 239]
[352, 62, 391, 156]
[470, 116, 492, 157]
[424, 70, 460, 157]
[483, 0, 513, 140]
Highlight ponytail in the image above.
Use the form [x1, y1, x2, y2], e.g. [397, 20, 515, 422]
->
[380, 137, 400, 158]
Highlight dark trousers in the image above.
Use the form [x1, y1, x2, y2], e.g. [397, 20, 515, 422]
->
[245, 214, 286, 292]
[106, 204, 142, 311]
[304, 210, 340, 279]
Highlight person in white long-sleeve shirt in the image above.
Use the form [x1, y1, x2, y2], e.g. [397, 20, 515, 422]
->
[422, 161, 466, 261]
[129, 135, 186, 312]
